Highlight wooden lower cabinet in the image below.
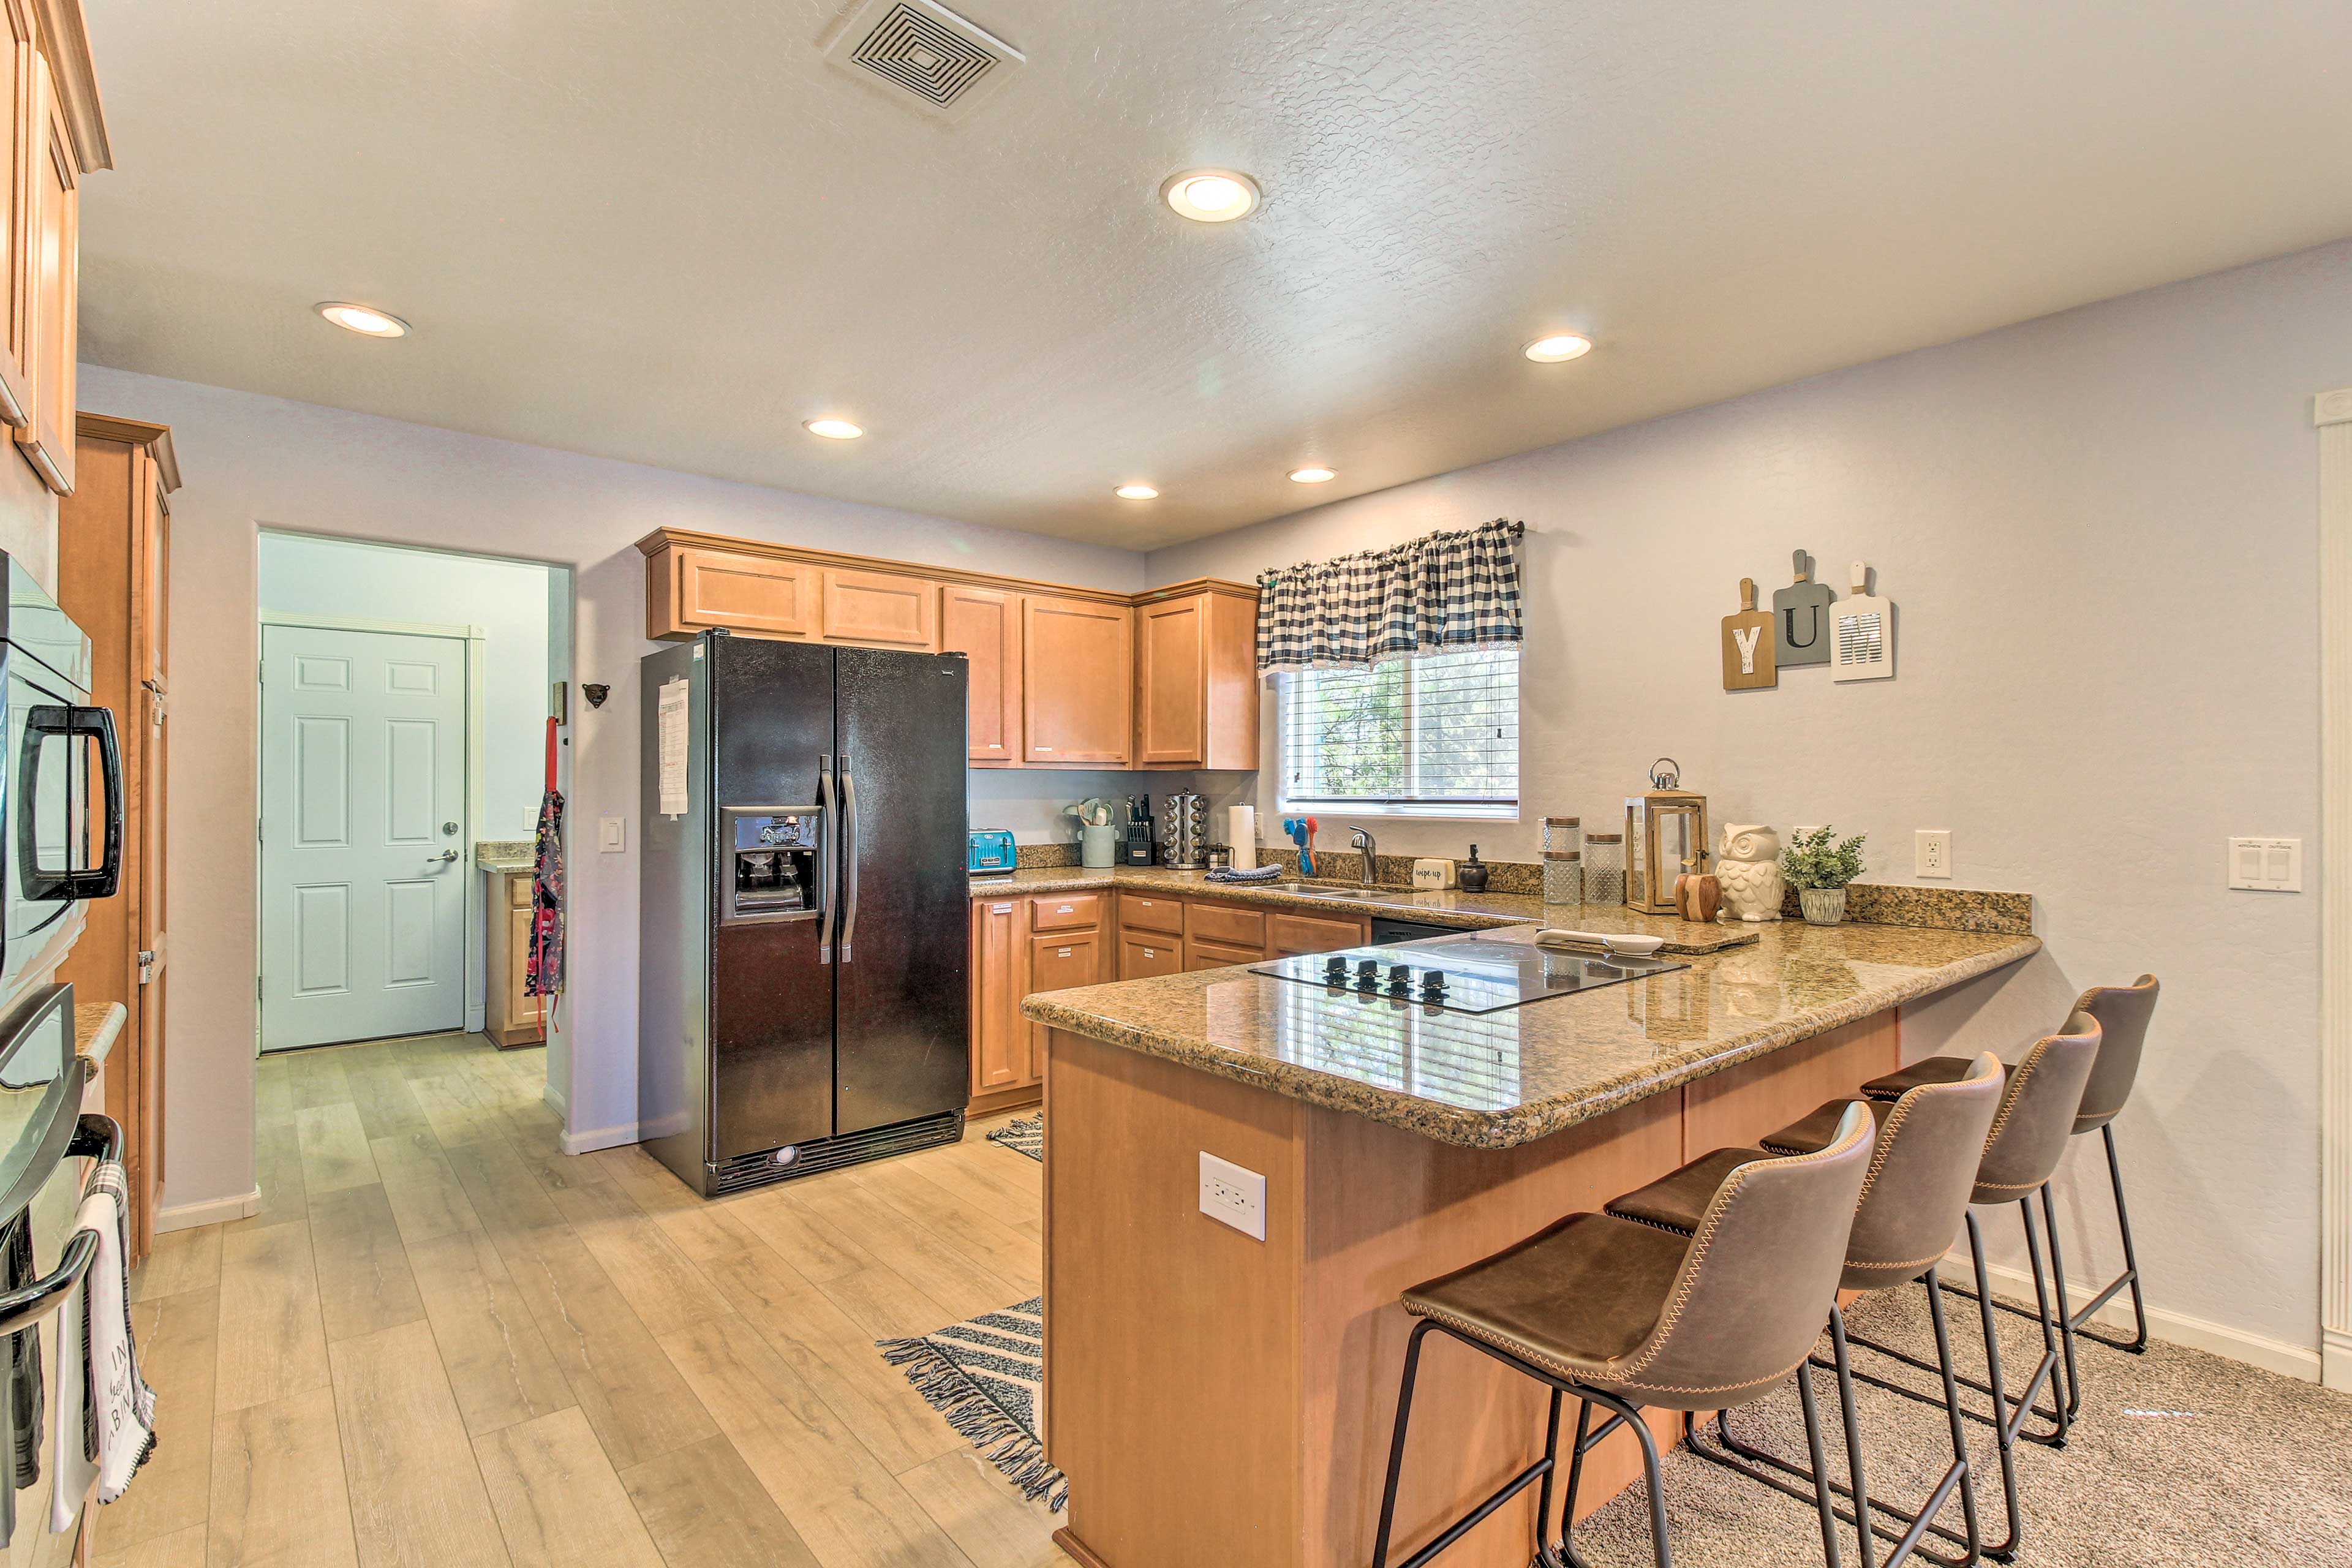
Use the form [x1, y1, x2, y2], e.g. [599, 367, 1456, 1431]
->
[971, 897, 1029, 1094]
[484, 870, 545, 1048]
[1270, 911, 1368, 956]
[1183, 941, 1260, 973]
[1117, 934, 1182, 979]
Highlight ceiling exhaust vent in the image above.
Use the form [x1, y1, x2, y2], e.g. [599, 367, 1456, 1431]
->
[820, 0, 1024, 122]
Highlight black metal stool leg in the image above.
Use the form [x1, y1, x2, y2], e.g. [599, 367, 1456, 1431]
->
[2037, 1183, 2083, 1420]
[2014, 1197, 2071, 1449]
[1372, 1320, 1433, 1568]
[1795, 1361, 1847, 1568]
[2075, 1124, 2150, 1354]
[1826, 1305, 1874, 1568]
[1966, 1212, 2029, 1562]
[1532, 1389, 1564, 1568]
[1556, 1398, 1596, 1568]
[1920, 1264, 1985, 1566]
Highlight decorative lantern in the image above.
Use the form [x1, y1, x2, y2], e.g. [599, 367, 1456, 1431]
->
[1625, 758, 1708, 914]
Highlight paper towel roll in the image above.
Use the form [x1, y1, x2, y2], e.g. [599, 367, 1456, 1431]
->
[1229, 805, 1256, 870]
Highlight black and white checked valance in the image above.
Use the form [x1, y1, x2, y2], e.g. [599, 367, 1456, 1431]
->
[1254, 519, 1524, 675]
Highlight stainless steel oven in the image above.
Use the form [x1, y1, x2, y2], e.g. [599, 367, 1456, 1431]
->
[1, 554, 118, 1017]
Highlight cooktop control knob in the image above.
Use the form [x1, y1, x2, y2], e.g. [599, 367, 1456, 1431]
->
[1324, 954, 1348, 977]
[1420, 970, 1449, 997]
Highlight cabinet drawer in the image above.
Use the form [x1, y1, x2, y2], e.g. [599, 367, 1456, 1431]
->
[1118, 936, 1182, 979]
[1269, 911, 1363, 956]
[1184, 940, 1261, 973]
[1030, 932, 1103, 993]
[1118, 894, 1183, 935]
[507, 872, 532, 909]
[1030, 893, 1101, 932]
[1185, 902, 1265, 949]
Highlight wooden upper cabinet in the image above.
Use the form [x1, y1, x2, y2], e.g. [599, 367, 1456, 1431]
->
[13, 43, 75, 494]
[1022, 595, 1132, 765]
[1134, 586, 1260, 771]
[650, 545, 818, 638]
[940, 584, 1021, 766]
[820, 566, 936, 649]
[0, 1, 34, 428]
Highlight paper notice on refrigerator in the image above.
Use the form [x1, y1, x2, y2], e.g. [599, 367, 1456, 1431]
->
[657, 677, 690, 818]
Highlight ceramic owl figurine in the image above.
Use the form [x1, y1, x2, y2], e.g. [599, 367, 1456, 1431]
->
[1716, 824, 1785, 922]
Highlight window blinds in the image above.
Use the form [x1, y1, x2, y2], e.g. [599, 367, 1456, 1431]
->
[1278, 648, 1519, 815]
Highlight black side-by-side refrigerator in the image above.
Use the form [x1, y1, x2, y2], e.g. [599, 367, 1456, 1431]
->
[639, 631, 970, 1196]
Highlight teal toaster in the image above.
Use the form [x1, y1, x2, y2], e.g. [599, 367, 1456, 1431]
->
[968, 830, 1017, 874]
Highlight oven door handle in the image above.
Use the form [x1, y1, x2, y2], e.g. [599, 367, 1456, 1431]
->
[24, 706, 124, 902]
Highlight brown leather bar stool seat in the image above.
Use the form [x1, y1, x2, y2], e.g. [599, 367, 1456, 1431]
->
[1373, 1105, 1877, 1568]
[1861, 978, 2160, 1422]
[1607, 1059, 2005, 1568]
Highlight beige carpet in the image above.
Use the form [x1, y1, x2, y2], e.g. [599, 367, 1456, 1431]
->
[1567, 1284, 2351, 1566]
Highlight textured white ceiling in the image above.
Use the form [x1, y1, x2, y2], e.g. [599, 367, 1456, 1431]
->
[75, 1, 2352, 548]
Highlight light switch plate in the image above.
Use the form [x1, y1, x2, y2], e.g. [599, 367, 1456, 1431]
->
[2228, 837, 2302, 892]
[600, 816, 626, 853]
[1199, 1152, 1267, 1241]
[1915, 829, 1952, 878]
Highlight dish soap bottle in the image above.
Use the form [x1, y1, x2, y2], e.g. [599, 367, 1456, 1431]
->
[1458, 845, 1490, 893]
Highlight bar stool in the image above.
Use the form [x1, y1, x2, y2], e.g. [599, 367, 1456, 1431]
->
[1863, 976, 2160, 1430]
[1604, 1054, 2005, 1568]
[1371, 1104, 1875, 1568]
[1831, 1017, 2103, 1563]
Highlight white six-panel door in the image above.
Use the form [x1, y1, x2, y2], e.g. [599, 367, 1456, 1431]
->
[261, 624, 468, 1050]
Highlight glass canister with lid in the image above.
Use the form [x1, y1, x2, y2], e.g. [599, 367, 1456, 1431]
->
[1584, 831, 1626, 907]
[1543, 816, 1583, 905]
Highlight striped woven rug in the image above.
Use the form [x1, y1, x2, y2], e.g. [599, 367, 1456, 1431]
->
[878, 1298, 1065, 1509]
[986, 1114, 1042, 1162]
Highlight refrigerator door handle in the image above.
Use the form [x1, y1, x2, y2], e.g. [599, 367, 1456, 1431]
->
[815, 755, 836, 963]
[839, 756, 859, 963]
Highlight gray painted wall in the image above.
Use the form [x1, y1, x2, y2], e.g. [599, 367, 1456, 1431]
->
[1150, 239, 2352, 1362]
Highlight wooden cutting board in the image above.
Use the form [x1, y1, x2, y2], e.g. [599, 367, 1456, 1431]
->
[1832, 560, 1896, 681]
[1772, 549, 1835, 668]
[1721, 577, 1777, 690]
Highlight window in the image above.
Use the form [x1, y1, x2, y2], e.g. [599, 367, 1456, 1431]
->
[1276, 648, 1518, 819]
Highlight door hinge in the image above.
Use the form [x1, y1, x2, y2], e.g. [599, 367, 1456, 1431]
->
[138, 950, 155, 985]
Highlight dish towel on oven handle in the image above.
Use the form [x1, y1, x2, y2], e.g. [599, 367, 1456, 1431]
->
[51, 1158, 153, 1527]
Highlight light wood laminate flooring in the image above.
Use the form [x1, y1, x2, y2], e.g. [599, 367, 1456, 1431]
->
[99, 1032, 1056, 1568]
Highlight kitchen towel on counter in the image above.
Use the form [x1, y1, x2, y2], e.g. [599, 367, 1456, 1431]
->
[1228, 806, 1256, 870]
[1204, 865, 1281, 884]
[59, 1158, 152, 1517]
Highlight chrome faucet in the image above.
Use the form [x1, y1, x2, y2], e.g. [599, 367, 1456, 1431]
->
[1349, 826, 1379, 887]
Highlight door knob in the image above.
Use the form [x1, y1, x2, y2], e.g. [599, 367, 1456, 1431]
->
[434, 849, 460, 862]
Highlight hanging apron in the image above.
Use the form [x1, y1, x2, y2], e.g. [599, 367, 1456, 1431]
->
[526, 717, 567, 1027]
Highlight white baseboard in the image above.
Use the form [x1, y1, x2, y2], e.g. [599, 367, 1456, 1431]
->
[1963, 1254, 2321, 1383]
[466, 1004, 487, 1033]
[2324, 1327, 2352, 1392]
[560, 1121, 638, 1156]
[156, 1188, 261, 1234]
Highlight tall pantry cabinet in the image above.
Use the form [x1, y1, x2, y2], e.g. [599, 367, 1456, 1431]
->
[56, 415, 176, 1261]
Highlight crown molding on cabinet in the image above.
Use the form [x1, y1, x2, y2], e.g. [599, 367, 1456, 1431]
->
[78, 412, 180, 492]
[29, 0, 107, 172]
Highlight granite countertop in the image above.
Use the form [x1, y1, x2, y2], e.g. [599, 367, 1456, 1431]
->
[965, 864, 1691, 937]
[477, 840, 534, 874]
[1022, 919, 2041, 1149]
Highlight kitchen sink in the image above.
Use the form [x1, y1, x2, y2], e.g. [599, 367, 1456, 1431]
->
[1275, 882, 1392, 899]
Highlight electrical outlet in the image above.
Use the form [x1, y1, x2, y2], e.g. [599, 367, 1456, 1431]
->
[1198, 1152, 1267, 1241]
[1915, 829, 1951, 879]
[2228, 837, 2302, 892]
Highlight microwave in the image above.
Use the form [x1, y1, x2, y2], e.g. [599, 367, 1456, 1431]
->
[1, 554, 118, 1015]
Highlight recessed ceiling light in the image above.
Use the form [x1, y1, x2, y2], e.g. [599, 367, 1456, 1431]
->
[315, 301, 409, 337]
[1523, 333, 1593, 363]
[803, 418, 864, 440]
[1114, 484, 1159, 500]
[1161, 168, 1261, 224]
[1288, 467, 1336, 484]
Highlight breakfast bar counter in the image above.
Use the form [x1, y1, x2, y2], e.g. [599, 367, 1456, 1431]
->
[1023, 914, 2040, 1568]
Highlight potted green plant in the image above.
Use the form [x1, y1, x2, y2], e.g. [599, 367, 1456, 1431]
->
[1780, 826, 1867, 925]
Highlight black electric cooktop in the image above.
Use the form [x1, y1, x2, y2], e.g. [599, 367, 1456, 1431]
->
[1249, 938, 1689, 1016]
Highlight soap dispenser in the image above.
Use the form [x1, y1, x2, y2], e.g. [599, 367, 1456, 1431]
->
[1458, 845, 1490, 894]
